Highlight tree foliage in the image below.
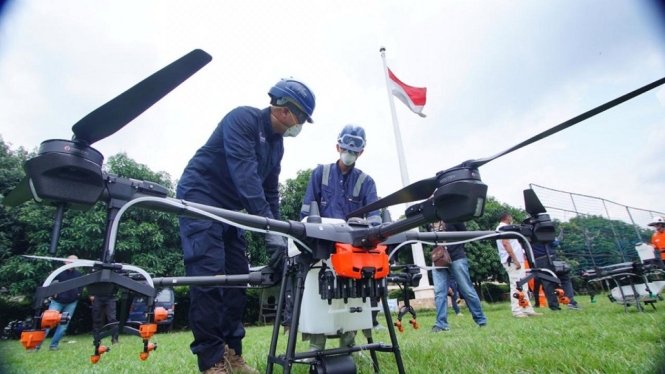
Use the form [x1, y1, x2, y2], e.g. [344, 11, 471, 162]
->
[555, 215, 652, 272]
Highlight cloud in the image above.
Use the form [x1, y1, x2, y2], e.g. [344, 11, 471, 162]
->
[0, 0, 664, 217]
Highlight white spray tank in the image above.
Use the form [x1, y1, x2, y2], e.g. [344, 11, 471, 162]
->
[287, 205, 374, 335]
[635, 242, 656, 262]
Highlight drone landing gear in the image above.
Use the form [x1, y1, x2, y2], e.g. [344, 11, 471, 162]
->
[554, 288, 569, 305]
[266, 254, 407, 374]
[512, 291, 529, 308]
[395, 297, 418, 332]
[19, 309, 70, 351]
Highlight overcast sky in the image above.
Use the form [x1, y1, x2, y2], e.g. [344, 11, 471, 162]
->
[1, 1, 664, 222]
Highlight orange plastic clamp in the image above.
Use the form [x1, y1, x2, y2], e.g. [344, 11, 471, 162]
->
[559, 296, 570, 305]
[146, 343, 157, 352]
[513, 291, 524, 300]
[139, 324, 157, 340]
[91, 346, 109, 364]
[330, 244, 389, 280]
[154, 307, 168, 323]
[554, 289, 564, 297]
[140, 352, 149, 361]
[20, 330, 45, 350]
[518, 299, 529, 307]
[40, 310, 62, 329]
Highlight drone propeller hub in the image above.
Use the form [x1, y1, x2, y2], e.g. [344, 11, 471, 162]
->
[403, 177, 488, 226]
[22, 139, 105, 210]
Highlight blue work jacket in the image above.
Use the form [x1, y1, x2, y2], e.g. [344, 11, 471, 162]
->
[300, 162, 381, 224]
[177, 106, 282, 220]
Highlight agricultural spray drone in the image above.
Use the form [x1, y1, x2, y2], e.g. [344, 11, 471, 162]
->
[3, 49, 665, 374]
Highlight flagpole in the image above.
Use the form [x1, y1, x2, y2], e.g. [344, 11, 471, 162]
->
[380, 47, 410, 188]
[380, 47, 433, 296]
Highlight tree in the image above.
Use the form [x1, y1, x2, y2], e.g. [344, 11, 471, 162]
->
[556, 215, 649, 272]
[278, 169, 313, 221]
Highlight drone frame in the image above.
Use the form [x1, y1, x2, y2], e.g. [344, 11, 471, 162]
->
[4, 48, 665, 373]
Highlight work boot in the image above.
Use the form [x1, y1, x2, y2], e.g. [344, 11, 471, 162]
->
[201, 359, 229, 374]
[224, 346, 259, 374]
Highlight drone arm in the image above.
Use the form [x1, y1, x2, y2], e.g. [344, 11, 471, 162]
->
[361, 213, 430, 247]
[141, 197, 307, 239]
[380, 230, 534, 245]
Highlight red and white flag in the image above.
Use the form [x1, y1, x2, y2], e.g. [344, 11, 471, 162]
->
[388, 68, 427, 118]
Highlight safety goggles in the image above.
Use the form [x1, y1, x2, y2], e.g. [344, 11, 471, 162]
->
[283, 102, 308, 125]
[338, 134, 365, 150]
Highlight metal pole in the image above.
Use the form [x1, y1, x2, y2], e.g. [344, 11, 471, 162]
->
[625, 206, 643, 242]
[570, 194, 596, 268]
[602, 200, 625, 262]
[379, 47, 431, 294]
[379, 46, 410, 188]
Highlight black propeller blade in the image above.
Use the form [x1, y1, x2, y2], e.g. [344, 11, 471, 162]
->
[1, 177, 31, 207]
[462, 76, 665, 169]
[347, 76, 665, 217]
[524, 189, 546, 216]
[346, 177, 436, 218]
[71, 49, 212, 145]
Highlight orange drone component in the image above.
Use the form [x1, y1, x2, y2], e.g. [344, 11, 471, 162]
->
[554, 289, 564, 297]
[139, 323, 157, 340]
[153, 307, 168, 323]
[512, 291, 525, 300]
[394, 321, 404, 333]
[20, 330, 45, 350]
[518, 299, 530, 307]
[409, 319, 419, 329]
[559, 296, 570, 305]
[140, 342, 158, 360]
[91, 346, 110, 364]
[40, 310, 63, 329]
[330, 243, 389, 280]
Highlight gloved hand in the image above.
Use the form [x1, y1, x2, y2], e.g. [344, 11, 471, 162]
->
[265, 233, 287, 274]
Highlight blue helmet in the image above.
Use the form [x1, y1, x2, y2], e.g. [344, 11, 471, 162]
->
[268, 79, 316, 123]
[337, 125, 366, 153]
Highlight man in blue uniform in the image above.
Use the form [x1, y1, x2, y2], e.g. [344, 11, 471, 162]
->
[300, 125, 380, 224]
[298, 124, 382, 351]
[176, 79, 316, 374]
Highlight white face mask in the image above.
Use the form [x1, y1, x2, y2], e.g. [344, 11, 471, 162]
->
[283, 124, 302, 138]
[340, 151, 357, 166]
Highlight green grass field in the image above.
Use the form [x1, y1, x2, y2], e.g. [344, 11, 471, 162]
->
[1, 299, 664, 374]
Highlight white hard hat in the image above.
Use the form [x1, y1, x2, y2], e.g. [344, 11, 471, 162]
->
[648, 217, 665, 226]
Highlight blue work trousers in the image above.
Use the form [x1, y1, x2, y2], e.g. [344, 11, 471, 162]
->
[180, 218, 249, 372]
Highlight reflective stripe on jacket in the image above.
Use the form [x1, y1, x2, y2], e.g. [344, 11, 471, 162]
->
[300, 162, 380, 224]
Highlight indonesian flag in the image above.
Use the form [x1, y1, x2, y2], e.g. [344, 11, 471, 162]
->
[388, 68, 427, 118]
